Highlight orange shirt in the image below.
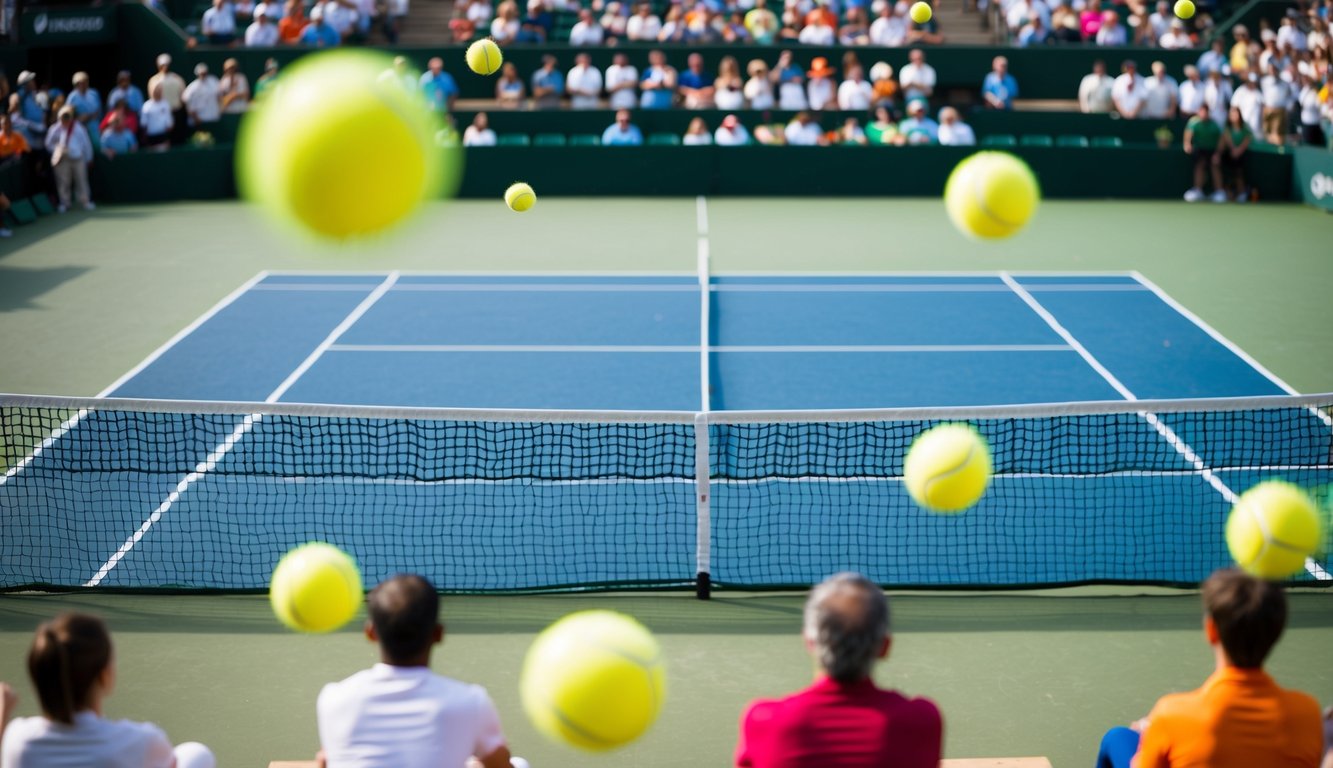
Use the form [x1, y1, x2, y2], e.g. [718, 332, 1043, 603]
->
[0, 130, 30, 159]
[278, 16, 307, 43]
[1135, 667, 1323, 768]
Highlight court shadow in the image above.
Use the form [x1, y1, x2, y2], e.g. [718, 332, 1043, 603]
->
[0, 265, 91, 312]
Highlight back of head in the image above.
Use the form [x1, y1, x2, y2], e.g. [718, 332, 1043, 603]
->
[28, 612, 113, 724]
[367, 574, 439, 664]
[1202, 569, 1286, 669]
[803, 573, 890, 683]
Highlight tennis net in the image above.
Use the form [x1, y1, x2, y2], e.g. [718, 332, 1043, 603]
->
[2, 393, 1330, 593]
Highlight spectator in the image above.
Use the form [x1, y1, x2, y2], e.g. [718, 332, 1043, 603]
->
[254, 59, 280, 100]
[1217, 105, 1253, 200]
[981, 55, 1018, 110]
[869, 61, 900, 113]
[838, 117, 868, 145]
[490, 1, 520, 43]
[1080, 0, 1104, 39]
[937, 106, 975, 145]
[246, 4, 280, 45]
[723, 9, 752, 42]
[12, 71, 46, 146]
[1257, 31, 1286, 74]
[838, 64, 873, 110]
[600, 2, 628, 41]
[799, 11, 836, 43]
[462, 112, 496, 146]
[1202, 67, 1233, 125]
[278, 0, 308, 42]
[566, 52, 603, 109]
[0, 614, 214, 767]
[1141, 60, 1179, 119]
[495, 62, 526, 108]
[735, 574, 942, 768]
[45, 106, 94, 212]
[183, 63, 222, 128]
[465, 0, 494, 27]
[1048, 6, 1081, 43]
[421, 57, 459, 113]
[1095, 571, 1321, 767]
[605, 53, 638, 110]
[324, 0, 358, 40]
[569, 8, 604, 44]
[1230, 72, 1262, 135]
[869, 1, 908, 46]
[1197, 38, 1229, 76]
[217, 58, 250, 115]
[658, 6, 686, 41]
[99, 100, 138, 137]
[67, 72, 102, 131]
[1183, 102, 1224, 202]
[100, 111, 138, 158]
[778, 11, 801, 43]
[710, 56, 744, 110]
[784, 111, 825, 145]
[1112, 59, 1146, 118]
[907, 0, 944, 44]
[108, 70, 144, 115]
[1146, 0, 1172, 42]
[715, 113, 751, 145]
[679, 52, 716, 109]
[899, 49, 936, 103]
[683, 116, 713, 145]
[602, 108, 643, 145]
[806, 57, 836, 110]
[1230, 25, 1255, 77]
[898, 99, 939, 143]
[517, 0, 552, 42]
[744, 59, 775, 109]
[866, 105, 901, 145]
[202, 0, 238, 44]
[640, 50, 678, 110]
[140, 83, 174, 150]
[1159, 18, 1191, 49]
[745, 0, 779, 43]
[1178, 65, 1204, 116]
[1096, 10, 1126, 45]
[147, 54, 188, 143]
[316, 575, 515, 768]
[1297, 72, 1325, 146]
[530, 55, 565, 109]
[1259, 62, 1293, 144]
[0, 113, 30, 162]
[841, 8, 871, 44]
[299, 6, 341, 46]
[1278, 11, 1306, 51]
[1017, 15, 1050, 46]
[773, 50, 808, 110]
[1006, 0, 1049, 35]
[627, 3, 662, 40]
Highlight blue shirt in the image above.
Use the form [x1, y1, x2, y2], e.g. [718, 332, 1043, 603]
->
[601, 123, 643, 146]
[109, 85, 145, 114]
[299, 22, 340, 47]
[16, 89, 46, 143]
[420, 72, 458, 112]
[531, 68, 565, 96]
[898, 117, 940, 143]
[982, 72, 1019, 109]
[639, 67, 674, 109]
[68, 89, 103, 123]
[100, 127, 138, 155]
[678, 69, 706, 90]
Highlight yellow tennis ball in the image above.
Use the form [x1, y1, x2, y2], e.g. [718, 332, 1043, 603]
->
[1226, 481, 1322, 580]
[269, 543, 363, 633]
[944, 151, 1040, 240]
[903, 424, 992, 513]
[237, 50, 451, 241]
[1174, 0, 1194, 18]
[909, 1, 932, 23]
[505, 182, 536, 212]
[521, 610, 666, 751]
[466, 38, 504, 76]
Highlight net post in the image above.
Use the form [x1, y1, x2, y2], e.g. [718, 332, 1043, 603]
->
[694, 411, 712, 600]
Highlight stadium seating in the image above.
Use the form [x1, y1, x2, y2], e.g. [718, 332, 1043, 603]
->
[1019, 135, 1054, 147]
[533, 133, 568, 146]
[1091, 136, 1125, 148]
[497, 133, 531, 146]
[648, 133, 683, 146]
[1056, 135, 1091, 148]
[981, 135, 1018, 147]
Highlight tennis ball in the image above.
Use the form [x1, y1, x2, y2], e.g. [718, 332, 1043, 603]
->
[1174, 0, 1194, 18]
[466, 38, 504, 76]
[903, 424, 992, 513]
[505, 182, 536, 212]
[909, 1, 932, 23]
[237, 50, 452, 241]
[521, 610, 666, 751]
[269, 542, 363, 633]
[1225, 481, 1322, 580]
[944, 151, 1040, 240]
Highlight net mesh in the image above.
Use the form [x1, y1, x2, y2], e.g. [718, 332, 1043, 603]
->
[2, 395, 1330, 591]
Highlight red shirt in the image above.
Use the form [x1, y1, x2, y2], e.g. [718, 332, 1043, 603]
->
[735, 676, 942, 768]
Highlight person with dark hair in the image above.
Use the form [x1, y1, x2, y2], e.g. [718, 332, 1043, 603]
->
[315, 574, 519, 768]
[734, 573, 942, 768]
[0, 612, 214, 767]
[1095, 569, 1324, 768]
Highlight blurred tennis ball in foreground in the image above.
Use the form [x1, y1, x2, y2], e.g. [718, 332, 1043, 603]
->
[910, 1, 933, 23]
[1174, 0, 1194, 18]
[466, 39, 504, 75]
[270, 542, 363, 633]
[903, 423, 992, 513]
[944, 151, 1040, 240]
[1226, 481, 1322, 580]
[237, 50, 457, 240]
[505, 182, 536, 212]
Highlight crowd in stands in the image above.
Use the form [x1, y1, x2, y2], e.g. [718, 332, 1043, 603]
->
[182, 0, 412, 46]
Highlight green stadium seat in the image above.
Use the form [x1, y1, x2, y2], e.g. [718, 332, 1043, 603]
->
[7, 198, 37, 225]
[1019, 134, 1053, 147]
[533, 133, 568, 146]
[980, 134, 1017, 147]
[1056, 135, 1090, 148]
[568, 134, 602, 146]
[1091, 136, 1124, 148]
[648, 133, 682, 146]
[497, 133, 531, 147]
[30, 195, 55, 215]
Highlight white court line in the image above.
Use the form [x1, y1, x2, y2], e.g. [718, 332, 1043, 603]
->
[697, 196, 711, 414]
[84, 272, 402, 587]
[391, 283, 698, 293]
[0, 271, 273, 489]
[327, 344, 1075, 354]
[1000, 272, 1329, 581]
[250, 282, 1151, 295]
[250, 284, 382, 292]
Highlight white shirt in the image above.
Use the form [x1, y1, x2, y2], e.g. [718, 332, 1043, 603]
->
[44, 121, 94, 162]
[568, 19, 604, 44]
[1141, 74, 1178, 118]
[324, 0, 357, 33]
[939, 121, 976, 145]
[797, 23, 835, 44]
[490, 17, 518, 41]
[714, 124, 751, 145]
[1276, 24, 1306, 51]
[807, 78, 835, 110]
[715, 82, 744, 110]
[1158, 29, 1192, 49]
[1260, 75, 1292, 109]
[1079, 73, 1114, 113]
[1096, 23, 1126, 45]
[1112, 73, 1145, 115]
[202, 4, 237, 34]
[463, 126, 497, 145]
[245, 19, 279, 44]
[625, 13, 661, 39]
[744, 77, 774, 109]
[566, 64, 603, 108]
[778, 80, 807, 110]
[784, 120, 822, 145]
[898, 62, 936, 101]
[683, 132, 712, 145]
[466, 0, 493, 23]
[141, 99, 173, 135]
[317, 664, 506, 768]
[1178, 78, 1204, 114]
[183, 76, 222, 122]
[1, 712, 174, 768]
[837, 79, 872, 110]
[604, 64, 638, 109]
[868, 15, 907, 45]
[1230, 85, 1262, 132]
[1299, 85, 1321, 125]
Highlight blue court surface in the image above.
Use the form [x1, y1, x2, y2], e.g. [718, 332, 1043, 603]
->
[105, 271, 1291, 409]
